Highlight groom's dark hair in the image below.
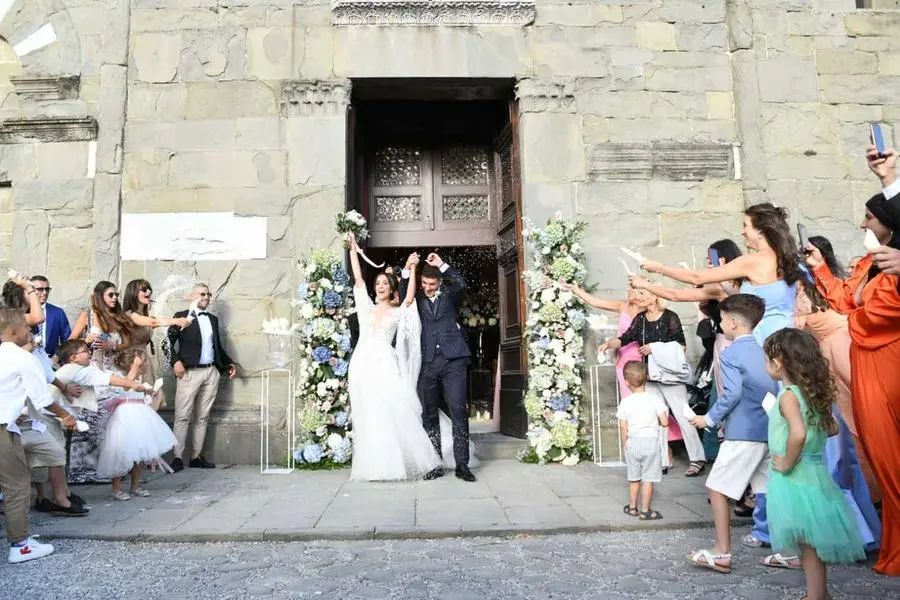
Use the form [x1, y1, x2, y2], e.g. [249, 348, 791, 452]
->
[420, 265, 443, 280]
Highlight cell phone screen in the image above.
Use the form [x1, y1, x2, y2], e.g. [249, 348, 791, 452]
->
[708, 248, 720, 267]
[797, 223, 809, 249]
[871, 123, 886, 156]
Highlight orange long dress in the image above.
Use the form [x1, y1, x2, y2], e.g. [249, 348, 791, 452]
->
[815, 256, 900, 576]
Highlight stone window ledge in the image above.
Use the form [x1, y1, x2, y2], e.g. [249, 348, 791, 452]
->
[0, 116, 98, 144]
[331, 0, 536, 26]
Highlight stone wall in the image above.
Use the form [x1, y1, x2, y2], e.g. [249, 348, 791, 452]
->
[2, 0, 900, 462]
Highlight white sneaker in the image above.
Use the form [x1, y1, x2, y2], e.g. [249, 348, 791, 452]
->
[8, 537, 55, 564]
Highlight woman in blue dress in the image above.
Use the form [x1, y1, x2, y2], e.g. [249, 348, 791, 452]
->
[640, 202, 803, 552]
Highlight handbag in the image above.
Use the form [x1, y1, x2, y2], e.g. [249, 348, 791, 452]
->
[643, 316, 691, 384]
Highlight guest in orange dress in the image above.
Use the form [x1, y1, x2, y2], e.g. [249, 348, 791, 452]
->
[807, 145, 900, 576]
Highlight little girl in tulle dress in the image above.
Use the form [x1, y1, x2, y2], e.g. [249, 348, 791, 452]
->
[97, 349, 176, 500]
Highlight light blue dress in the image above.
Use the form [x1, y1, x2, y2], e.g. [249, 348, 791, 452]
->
[739, 280, 797, 345]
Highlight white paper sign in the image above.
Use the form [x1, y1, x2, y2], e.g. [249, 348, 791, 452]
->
[762, 392, 778, 415]
[120, 212, 267, 261]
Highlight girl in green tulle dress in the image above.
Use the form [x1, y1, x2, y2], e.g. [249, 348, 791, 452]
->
[763, 329, 865, 600]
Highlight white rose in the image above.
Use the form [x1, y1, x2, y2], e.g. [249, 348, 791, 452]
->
[305, 264, 316, 276]
[326, 378, 339, 389]
[301, 304, 314, 319]
[318, 278, 333, 290]
[531, 301, 540, 310]
[316, 383, 328, 397]
[488, 318, 497, 326]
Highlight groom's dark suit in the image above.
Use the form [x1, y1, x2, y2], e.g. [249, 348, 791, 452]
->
[400, 264, 471, 468]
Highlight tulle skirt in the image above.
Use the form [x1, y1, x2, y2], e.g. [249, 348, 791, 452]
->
[768, 455, 867, 563]
[96, 401, 176, 478]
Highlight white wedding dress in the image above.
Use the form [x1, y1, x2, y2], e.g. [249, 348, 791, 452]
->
[348, 287, 477, 481]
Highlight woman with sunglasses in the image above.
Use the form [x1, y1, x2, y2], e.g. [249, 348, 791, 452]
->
[68, 281, 136, 484]
[121, 280, 191, 411]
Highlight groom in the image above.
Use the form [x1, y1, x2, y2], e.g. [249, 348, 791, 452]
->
[401, 251, 475, 482]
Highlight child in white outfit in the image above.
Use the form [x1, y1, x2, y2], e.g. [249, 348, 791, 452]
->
[617, 360, 669, 520]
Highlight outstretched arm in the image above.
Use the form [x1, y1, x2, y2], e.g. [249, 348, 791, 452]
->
[347, 233, 365, 289]
[628, 276, 726, 303]
[643, 254, 755, 287]
[403, 262, 418, 307]
[561, 283, 625, 313]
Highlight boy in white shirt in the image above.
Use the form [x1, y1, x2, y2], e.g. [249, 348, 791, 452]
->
[0, 308, 76, 563]
[617, 360, 669, 520]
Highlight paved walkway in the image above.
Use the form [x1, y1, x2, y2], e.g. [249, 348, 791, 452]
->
[34, 459, 737, 541]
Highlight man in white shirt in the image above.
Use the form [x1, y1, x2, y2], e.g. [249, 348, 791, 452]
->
[0, 308, 76, 564]
[166, 284, 236, 472]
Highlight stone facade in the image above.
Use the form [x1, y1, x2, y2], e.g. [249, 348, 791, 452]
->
[2, 0, 900, 463]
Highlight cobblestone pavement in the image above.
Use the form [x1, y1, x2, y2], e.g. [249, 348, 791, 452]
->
[3, 529, 897, 600]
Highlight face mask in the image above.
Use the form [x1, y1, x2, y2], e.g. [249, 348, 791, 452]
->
[864, 228, 880, 252]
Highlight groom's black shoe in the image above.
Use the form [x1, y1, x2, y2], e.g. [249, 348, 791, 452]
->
[455, 465, 476, 482]
[424, 468, 444, 481]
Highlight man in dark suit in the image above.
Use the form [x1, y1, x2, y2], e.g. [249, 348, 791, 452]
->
[30, 276, 70, 359]
[165, 283, 236, 472]
[400, 252, 475, 482]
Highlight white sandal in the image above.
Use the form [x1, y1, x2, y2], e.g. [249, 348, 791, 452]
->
[111, 490, 130, 501]
[761, 553, 801, 569]
[688, 549, 732, 574]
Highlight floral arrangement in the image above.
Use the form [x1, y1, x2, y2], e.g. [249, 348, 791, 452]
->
[292, 248, 355, 468]
[335, 210, 368, 248]
[519, 214, 593, 466]
[459, 282, 499, 330]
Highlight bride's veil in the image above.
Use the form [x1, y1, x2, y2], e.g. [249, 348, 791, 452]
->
[395, 302, 422, 391]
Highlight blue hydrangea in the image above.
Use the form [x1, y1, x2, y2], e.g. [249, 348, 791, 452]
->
[338, 335, 352, 351]
[302, 443, 324, 464]
[567, 309, 585, 328]
[538, 336, 551, 349]
[331, 265, 350, 286]
[303, 323, 314, 337]
[334, 411, 348, 427]
[296, 282, 309, 299]
[333, 359, 349, 377]
[312, 346, 332, 363]
[323, 290, 343, 309]
[292, 448, 304, 463]
[549, 394, 573, 412]
[332, 437, 352, 463]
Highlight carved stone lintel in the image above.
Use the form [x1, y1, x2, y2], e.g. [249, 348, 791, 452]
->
[0, 116, 98, 144]
[331, 0, 536, 26]
[9, 75, 80, 101]
[588, 142, 734, 181]
[514, 79, 577, 113]
[280, 80, 352, 117]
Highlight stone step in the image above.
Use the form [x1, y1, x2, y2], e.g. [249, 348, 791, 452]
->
[472, 431, 524, 460]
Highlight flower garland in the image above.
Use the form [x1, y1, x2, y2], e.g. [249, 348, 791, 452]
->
[293, 248, 355, 468]
[519, 215, 593, 466]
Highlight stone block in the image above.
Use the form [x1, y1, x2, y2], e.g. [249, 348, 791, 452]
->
[168, 151, 287, 189]
[291, 186, 344, 251]
[127, 84, 187, 121]
[131, 8, 219, 32]
[844, 13, 900, 37]
[179, 28, 247, 82]
[636, 22, 677, 51]
[236, 118, 282, 150]
[816, 49, 877, 75]
[838, 103, 883, 123]
[582, 116, 610, 143]
[185, 81, 278, 119]
[0, 187, 10, 213]
[707, 92, 733, 120]
[582, 213, 659, 248]
[208, 188, 293, 216]
[674, 23, 727, 52]
[47, 228, 93, 281]
[12, 178, 93, 211]
[699, 180, 743, 213]
[660, 1, 725, 24]
[522, 181, 576, 225]
[126, 120, 237, 152]
[649, 181, 702, 214]
[769, 180, 856, 222]
[645, 66, 731, 92]
[757, 58, 819, 102]
[575, 91, 651, 119]
[587, 143, 652, 179]
[0, 144, 37, 182]
[660, 213, 743, 247]
[760, 103, 841, 156]
[650, 92, 708, 119]
[534, 46, 610, 78]
[122, 189, 199, 212]
[537, 5, 623, 26]
[566, 25, 638, 48]
[97, 64, 128, 175]
[123, 151, 171, 191]
[91, 172, 123, 282]
[607, 47, 654, 67]
[11, 210, 50, 276]
[294, 26, 327, 80]
[285, 117, 346, 186]
[131, 33, 181, 83]
[608, 118, 695, 141]
[879, 53, 900, 76]
[247, 28, 292, 80]
[520, 113, 585, 183]
[576, 181, 648, 216]
[766, 155, 852, 181]
[651, 52, 729, 70]
[819, 74, 900, 105]
[786, 12, 847, 36]
[333, 27, 530, 78]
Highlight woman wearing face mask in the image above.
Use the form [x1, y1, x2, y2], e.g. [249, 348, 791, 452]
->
[804, 146, 900, 576]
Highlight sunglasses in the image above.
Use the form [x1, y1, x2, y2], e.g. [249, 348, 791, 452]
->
[105, 292, 119, 298]
[141, 287, 153, 294]
[33, 287, 51, 293]
[197, 292, 211, 297]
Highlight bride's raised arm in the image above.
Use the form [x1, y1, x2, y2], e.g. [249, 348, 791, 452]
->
[347, 233, 365, 290]
[403, 261, 418, 307]
[642, 254, 755, 287]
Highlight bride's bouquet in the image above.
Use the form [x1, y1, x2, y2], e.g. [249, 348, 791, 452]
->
[335, 210, 368, 248]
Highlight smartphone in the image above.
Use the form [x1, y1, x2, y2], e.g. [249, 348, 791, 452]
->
[797, 223, 810, 251]
[871, 122, 887, 158]
[708, 248, 720, 267]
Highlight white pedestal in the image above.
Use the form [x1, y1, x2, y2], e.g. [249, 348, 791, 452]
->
[588, 363, 625, 468]
[260, 368, 295, 474]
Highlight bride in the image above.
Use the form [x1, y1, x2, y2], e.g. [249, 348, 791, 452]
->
[346, 234, 476, 481]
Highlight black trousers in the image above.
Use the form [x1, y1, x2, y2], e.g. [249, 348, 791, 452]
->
[418, 354, 469, 468]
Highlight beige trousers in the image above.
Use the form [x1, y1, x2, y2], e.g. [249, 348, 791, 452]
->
[0, 426, 31, 543]
[173, 366, 220, 460]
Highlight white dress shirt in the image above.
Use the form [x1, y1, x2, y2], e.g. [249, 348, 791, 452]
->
[196, 312, 215, 364]
[883, 180, 900, 201]
[0, 342, 55, 433]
